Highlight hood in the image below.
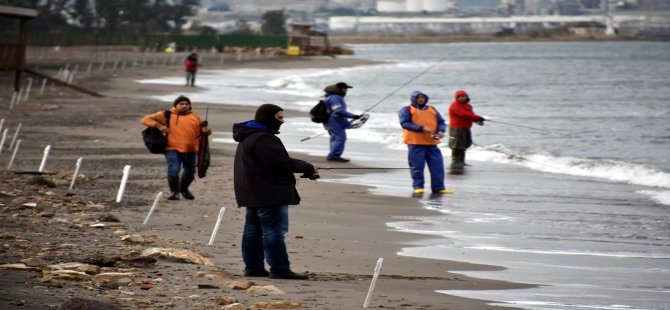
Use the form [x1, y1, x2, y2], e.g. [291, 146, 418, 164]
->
[454, 89, 468, 99]
[324, 84, 346, 97]
[410, 90, 430, 109]
[232, 120, 275, 142]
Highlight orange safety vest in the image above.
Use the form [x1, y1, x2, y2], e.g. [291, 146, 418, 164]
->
[403, 105, 440, 145]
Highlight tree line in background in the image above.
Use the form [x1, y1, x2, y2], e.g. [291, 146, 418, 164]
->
[0, 0, 199, 34]
[1, 1, 288, 40]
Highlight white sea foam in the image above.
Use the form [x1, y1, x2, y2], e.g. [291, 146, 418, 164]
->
[463, 245, 670, 259]
[463, 298, 656, 310]
[637, 190, 670, 205]
[469, 145, 670, 191]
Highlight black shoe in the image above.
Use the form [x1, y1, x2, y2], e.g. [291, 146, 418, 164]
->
[181, 191, 195, 200]
[269, 271, 309, 280]
[327, 157, 350, 163]
[244, 269, 270, 277]
[167, 192, 180, 200]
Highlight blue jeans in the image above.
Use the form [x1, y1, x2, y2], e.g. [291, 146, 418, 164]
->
[186, 71, 196, 86]
[164, 150, 196, 178]
[408, 145, 445, 192]
[242, 205, 290, 274]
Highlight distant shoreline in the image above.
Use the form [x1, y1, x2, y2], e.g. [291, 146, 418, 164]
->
[330, 34, 666, 44]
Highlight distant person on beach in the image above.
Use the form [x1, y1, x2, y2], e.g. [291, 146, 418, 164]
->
[184, 52, 199, 87]
[141, 95, 211, 200]
[323, 82, 363, 162]
[448, 89, 485, 171]
[399, 91, 453, 195]
[233, 103, 320, 280]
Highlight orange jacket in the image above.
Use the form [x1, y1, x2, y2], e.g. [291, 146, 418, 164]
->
[141, 108, 212, 152]
[402, 105, 441, 145]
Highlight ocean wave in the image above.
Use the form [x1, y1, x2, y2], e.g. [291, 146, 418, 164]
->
[464, 245, 670, 259]
[637, 190, 670, 206]
[469, 145, 670, 190]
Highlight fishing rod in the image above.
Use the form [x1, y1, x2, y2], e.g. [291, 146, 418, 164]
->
[300, 48, 464, 142]
[319, 167, 409, 170]
[471, 142, 571, 174]
[485, 118, 574, 137]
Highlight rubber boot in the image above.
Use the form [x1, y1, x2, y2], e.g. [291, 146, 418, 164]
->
[180, 174, 195, 200]
[450, 149, 466, 170]
[167, 175, 180, 200]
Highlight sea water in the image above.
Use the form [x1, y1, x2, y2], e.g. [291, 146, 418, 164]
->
[139, 41, 670, 310]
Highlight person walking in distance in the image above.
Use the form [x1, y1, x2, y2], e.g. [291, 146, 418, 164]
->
[141, 95, 211, 200]
[233, 104, 320, 280]
[323, 82, 363, 162]
[448, 89, 485, 171]
[399, 91, 453, 195]
[184, 52, 199, 87]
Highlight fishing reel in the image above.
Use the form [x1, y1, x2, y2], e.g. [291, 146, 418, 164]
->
[351, 113, 370, 129]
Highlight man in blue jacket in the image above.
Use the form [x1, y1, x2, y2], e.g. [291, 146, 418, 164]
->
[323, 82, 362, 162]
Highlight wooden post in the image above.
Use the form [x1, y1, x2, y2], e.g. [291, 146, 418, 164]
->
[14, 19, 28, 92]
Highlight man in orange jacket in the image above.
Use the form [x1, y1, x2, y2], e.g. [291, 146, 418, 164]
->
[448, 90, 485, 171]
[399, 91, 453, 195]
[142, 95, 212, 200]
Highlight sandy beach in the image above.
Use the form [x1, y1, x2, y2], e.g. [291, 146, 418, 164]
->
[0, 52, 532, 309]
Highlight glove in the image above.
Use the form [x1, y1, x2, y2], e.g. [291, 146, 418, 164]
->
[352, 114, 362, 120]
[475, 117, 485, 126]
[200, 121, 209, 127]
[300, 172, 320, 180]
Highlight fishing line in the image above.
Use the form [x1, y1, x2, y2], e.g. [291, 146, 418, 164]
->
[300, 47, 465, 142]
[486, 119, 574, 137]
[320, 167, 409, 170]
[471, 142, 572, 174]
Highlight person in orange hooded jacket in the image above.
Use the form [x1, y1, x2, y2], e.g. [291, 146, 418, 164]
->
[142, 95, 212, 200]
[448, 90, 485, 170]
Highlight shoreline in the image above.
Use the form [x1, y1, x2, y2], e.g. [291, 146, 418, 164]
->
[0, 54, 533, 309]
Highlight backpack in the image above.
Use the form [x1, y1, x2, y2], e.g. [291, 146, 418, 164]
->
[309, 99, 330, 123]
[142, 110, 171, 154]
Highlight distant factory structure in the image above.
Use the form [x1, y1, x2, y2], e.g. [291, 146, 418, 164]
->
[376, 0, 455, 12]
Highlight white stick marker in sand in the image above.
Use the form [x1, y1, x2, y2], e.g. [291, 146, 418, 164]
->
[7, 139, 21, 170]
[9, 92, 17, 109]
[38, 145, 51, 172]
[0, 128, 8, 155]
[23, 77, 32, 102]
[116, 165, 132, 203]
[14, 88, 23, 107]
[143, 191, 164, 225]
[208, 207, 226, 245]
[363, 257, 384, 308]
[9, 123, 21, 151]
[0, 118, 4, 135]
[69, 157, 83, 190]
[40, 78, 47, 95]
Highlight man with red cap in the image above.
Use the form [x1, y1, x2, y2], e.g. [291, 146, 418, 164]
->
[448, 90, 485, 171]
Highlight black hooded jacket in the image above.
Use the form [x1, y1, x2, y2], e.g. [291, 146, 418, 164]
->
[233, 121, 314, 207]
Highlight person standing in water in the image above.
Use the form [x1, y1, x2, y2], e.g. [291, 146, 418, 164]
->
[448, 89, 485, 171]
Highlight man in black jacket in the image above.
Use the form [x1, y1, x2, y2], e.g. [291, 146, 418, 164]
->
[233, 104, 319, 280]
